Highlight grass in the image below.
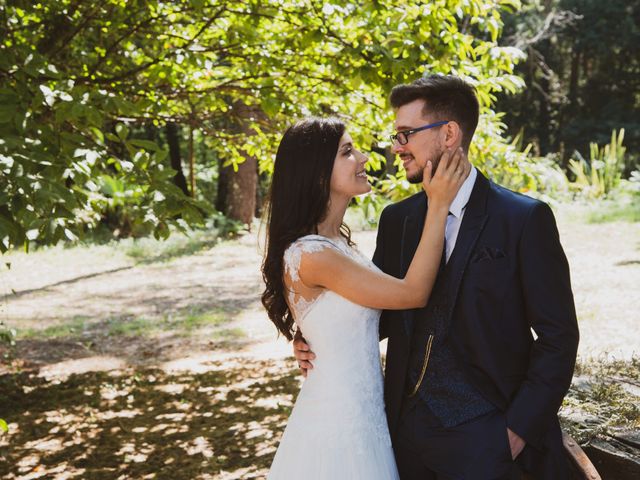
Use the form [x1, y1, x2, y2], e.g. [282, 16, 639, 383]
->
[3, 200, 637, 468]
[17, 316, 92, 339]
[124, 229, 221, 263]
[574, 357, 640, 381]
[106, 310, 238, 339]
[123, 214, 246, 264]
[585, 200, 640, 223]
[16, 309, 242, 342]
[0, 215, 244, 268]
[106, 316, 158, 337]
[558, 197, 640, 224]
[561, 357, 640, 443]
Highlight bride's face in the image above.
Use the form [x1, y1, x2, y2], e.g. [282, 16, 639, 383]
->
[330, 132, 371, 198]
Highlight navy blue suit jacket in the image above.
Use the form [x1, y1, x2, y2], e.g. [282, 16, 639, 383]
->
[373, 172, 579, 474]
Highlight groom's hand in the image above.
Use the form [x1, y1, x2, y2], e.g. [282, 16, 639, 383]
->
[293, 330, 315, 377]
[507, 428, 526, 460]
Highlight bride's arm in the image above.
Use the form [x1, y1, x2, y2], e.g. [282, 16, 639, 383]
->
[298, 148, 469, 311]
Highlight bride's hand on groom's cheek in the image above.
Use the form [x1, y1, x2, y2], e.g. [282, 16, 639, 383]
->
[293, 330, 315, 377]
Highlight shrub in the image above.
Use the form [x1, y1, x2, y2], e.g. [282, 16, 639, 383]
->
[568, 129, 627, 199]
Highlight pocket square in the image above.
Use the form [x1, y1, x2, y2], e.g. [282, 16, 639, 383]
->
[471, 246, 507, 263]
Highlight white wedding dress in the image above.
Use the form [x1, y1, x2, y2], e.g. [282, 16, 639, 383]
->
[268, 235, 400, 480]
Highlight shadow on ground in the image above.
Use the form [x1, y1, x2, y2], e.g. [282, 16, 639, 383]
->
[0, 359, 299, 479]
[4, 303, 253, 372]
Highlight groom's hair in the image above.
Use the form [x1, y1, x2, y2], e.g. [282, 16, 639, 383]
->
[390, 74, 479, 151]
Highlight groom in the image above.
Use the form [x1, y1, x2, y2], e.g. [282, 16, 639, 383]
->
[295, 75, 579, 479]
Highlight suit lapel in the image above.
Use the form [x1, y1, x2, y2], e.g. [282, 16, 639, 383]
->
[445, 172, 491, 329]
[400, 193, 427, 339]
[397, 173, 491, 339]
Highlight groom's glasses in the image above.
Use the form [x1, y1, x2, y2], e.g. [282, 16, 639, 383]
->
[389, 120, 449, 145]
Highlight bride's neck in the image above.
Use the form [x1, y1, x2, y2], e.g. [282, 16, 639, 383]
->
[316, 194, 350, 239]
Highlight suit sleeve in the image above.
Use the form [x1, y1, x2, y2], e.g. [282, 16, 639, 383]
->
[506, 202, 579, 448]
[374, 206, 390, 340]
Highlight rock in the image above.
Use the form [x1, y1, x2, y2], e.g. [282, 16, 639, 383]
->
[583, 435, 640, 480]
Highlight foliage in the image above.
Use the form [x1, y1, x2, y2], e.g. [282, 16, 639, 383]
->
[0, 320, 16, 349]
[583, 201, 640, 224]
[0, 262, 16, 363]
[0, 0, 210, 250]
[0, 0, 530, 250]
[575, 164, 640, 224]
[124, 213, 242, 264]
[497, 0, 640, 162]
[568, 129, 627, 199]
[562, 358, 640, 444]
[628, 170, 640, 202]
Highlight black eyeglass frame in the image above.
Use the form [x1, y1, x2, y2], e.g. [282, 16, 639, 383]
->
[389, 120, 449, 145]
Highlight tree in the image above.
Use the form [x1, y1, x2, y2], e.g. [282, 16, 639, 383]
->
[1, 0, 528, 251]
[497, 0, 640, 167]
[216, 102, 262, 225]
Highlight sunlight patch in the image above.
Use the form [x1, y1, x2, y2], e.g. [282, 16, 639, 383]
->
[253, 395, 293, 409]
[38, 356, 126, 380]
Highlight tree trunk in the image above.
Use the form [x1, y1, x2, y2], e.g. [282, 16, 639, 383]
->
[188, 124, 195, 198]
[538, 72, 551, 156]
[215, 156, 229, 213]
[568, 48, 580, 115]
[216, 101, 261, 226]
[165, 122, 189, 196]
[255, 171, 269, 218]
[562, 47, 581, 166]
[224, 155, 257, 226]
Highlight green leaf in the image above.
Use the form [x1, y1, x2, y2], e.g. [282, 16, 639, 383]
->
[115, 123, 129, 141]
[127, 139, 160, 151]
[90, 127, 104, 144]
[105, 132, 120, 143]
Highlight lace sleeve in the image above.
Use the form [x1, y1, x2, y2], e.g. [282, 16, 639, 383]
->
[283, 235, 341, 322]
[283, 236, 337, 282]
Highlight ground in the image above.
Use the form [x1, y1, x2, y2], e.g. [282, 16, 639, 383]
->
[0, 206, 638, 479]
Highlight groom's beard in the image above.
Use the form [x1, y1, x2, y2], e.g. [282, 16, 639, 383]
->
[407, 149, 444, 184]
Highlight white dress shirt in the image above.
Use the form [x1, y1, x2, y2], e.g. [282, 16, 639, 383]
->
[441, 167, 478, 263]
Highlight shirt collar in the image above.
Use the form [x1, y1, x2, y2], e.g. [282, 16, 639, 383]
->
[448, 167, 477, 218]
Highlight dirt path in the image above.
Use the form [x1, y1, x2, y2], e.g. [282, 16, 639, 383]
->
[558, 217, 640, 360]
[0, 233, 291, 377]
[2, 212, 638, 375]
[0, 211, 638, 480]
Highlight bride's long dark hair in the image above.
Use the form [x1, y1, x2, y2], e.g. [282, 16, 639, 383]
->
[261, 117, 353, 341]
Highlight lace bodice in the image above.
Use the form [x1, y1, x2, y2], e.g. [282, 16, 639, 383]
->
[278, 235, 390, 446]
[270, 235, 399, 478]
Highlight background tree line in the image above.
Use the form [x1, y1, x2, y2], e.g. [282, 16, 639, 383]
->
[0, 0, 637, 253]
[496, 0, 639, 170]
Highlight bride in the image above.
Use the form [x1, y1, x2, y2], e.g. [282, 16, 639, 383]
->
[261, 117, 469, 479]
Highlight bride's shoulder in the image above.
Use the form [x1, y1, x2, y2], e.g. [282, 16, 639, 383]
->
[285, 235, 341, 257]
[283, 235, 342, 282]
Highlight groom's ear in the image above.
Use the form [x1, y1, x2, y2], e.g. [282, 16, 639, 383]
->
[443, 121, 463, 150]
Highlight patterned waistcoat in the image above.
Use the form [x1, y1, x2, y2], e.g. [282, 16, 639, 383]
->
[406, 258, 495, 427]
